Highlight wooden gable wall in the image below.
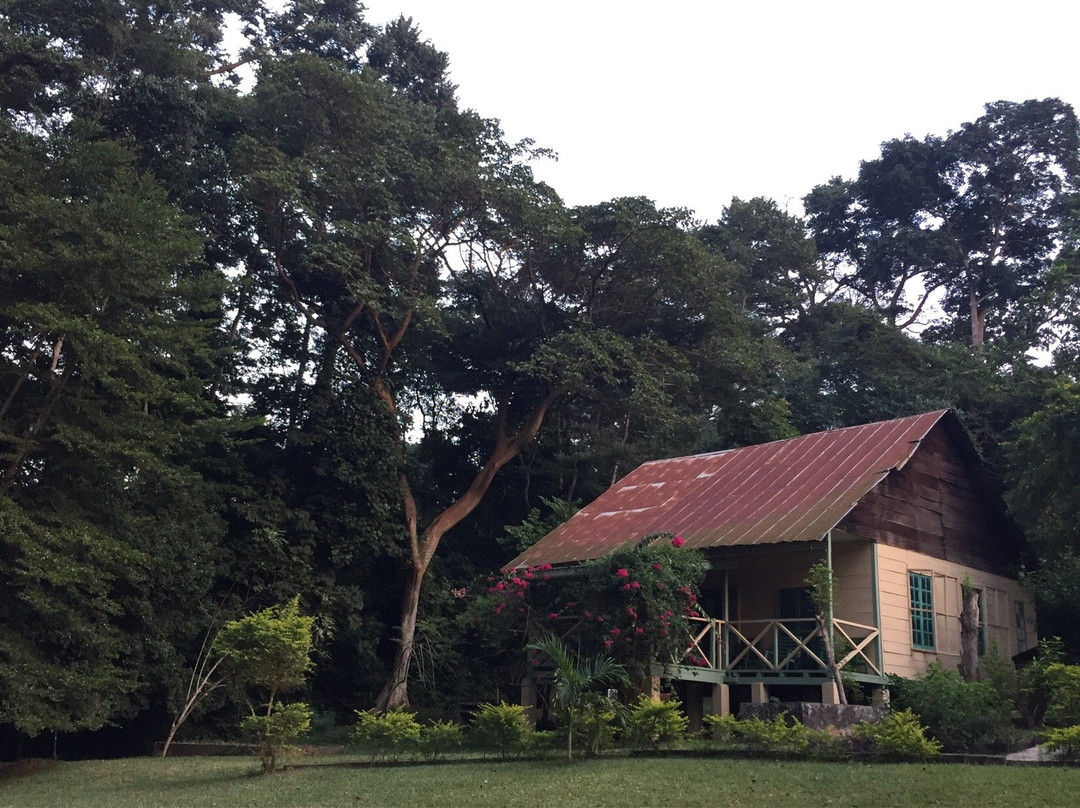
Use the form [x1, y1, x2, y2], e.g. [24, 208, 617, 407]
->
[837, 420, 1023, 576]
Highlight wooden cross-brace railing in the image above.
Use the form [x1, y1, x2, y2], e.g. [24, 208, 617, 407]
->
[675, 616, 881, 677]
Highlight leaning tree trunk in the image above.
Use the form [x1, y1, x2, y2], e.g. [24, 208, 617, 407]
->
[374, 387, 568, 712]
[960, 586, 980, 682]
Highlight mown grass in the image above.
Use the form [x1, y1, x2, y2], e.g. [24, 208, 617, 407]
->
[3, 754, 1080, 808]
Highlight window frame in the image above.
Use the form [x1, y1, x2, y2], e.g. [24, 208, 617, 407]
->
[909, 571, 935, 651]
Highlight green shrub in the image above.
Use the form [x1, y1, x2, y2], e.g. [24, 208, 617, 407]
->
[622, 695, 688, 750]
[1046, 663, 1080, 727]
[732, 713, 814, 757]
[890, 663, 1015, 752]
[469, 702, 536, 758]
[350, 708, 421, 761]
[1044, 724, 1080, 762]
[571, 702, 619, 757]
[1017, 637, 1064, 728]
[978, 641, 1018, 705]
[418, 720, 463, 760]
[240, 701, 312, 774]
[853, 709, 941, 761]
[703, 713, 740, 743]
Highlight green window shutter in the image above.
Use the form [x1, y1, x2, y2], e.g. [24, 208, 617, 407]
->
[909, 572, 935, 650]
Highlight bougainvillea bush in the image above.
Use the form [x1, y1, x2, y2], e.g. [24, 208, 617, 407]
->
[460, 532, 705, 697]
[577, 535, 706, 688]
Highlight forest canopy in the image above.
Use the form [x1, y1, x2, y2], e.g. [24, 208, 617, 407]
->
[1, 0, 1078, 752]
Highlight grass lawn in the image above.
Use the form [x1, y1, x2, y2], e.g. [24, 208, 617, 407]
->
[3, 754, 1080, 807]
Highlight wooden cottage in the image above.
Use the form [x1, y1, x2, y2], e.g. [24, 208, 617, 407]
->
[508, 410, 1034, 718]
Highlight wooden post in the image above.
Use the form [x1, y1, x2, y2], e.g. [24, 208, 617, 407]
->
[685, 682, 704, 733]
[649, 676, 662, 701]
[711, 683, 730, 716]
[520, 678, 538, 725]
[960, 583, 980, 682]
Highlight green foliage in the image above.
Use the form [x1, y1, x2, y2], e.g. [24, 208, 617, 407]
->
[890, 663, 1016, 752]
[723, 713, 815, 757]
[350, 708, 422, 761]
[1045, 663, 1080, 727]
[978, 641, 1018, 705]
[527, 633, 627, 759]
[703, 713, 741, 743]
[239, 701, 312, 775]
[214, 597, 314, 703]
[1043, 724, 1080, 762]
[419, 720, 464, 760]
[214, 597, 315, 773]
[1017, 637, 1065, 728]
[622, 695, 688, 750]
[500, 497, 579, 552]
[469, 702, 537, 758]
[853, 709, 941, 761]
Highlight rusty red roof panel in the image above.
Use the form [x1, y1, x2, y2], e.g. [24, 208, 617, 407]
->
[508, 410, 949, 569]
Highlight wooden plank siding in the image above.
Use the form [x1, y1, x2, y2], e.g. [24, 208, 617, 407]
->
[876, 543, 1035, 678]
[838, 422, 1020, 575]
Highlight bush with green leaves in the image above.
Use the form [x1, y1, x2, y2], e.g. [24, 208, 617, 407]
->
[1017, 637, 1064, 728]
[853, 709, 941, 761]
[622, 695, 688, 750]
[703, 713, 740, 744]
[350, 708, 422, 761]
[1045, 663, 1080, 727]
[418, 720, 464, 760]
[240, 702, 312, 774]
[702, 712, 836, 758]
[214, 597, 315, 773]
[469, 702, 537, 758]
[1044, 724, 1080, 762]
[889, 663, 1016, 752]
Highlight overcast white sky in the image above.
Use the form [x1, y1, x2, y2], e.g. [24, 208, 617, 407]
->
[360, 1, 1080, 224]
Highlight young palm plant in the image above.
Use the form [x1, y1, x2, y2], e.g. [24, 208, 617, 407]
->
[528, 634, 629, 760]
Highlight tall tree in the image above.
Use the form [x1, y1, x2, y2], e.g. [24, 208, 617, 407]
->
[805, 99, 1079, 349]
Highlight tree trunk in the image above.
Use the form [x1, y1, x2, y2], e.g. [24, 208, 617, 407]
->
[818, 616, 848, 706]
[374, 561, 426, 712]
[373, 386, 569, 712]
[960, 586, 980, 682]
[969, 282, 985, 347]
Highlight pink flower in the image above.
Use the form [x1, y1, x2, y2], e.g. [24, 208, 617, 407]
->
[567, 602, 577, 608]
[616, 568, 629, 578]
[604, 639, 613, 648]
[623, 583, 631, 590]
[652, 562, 662, 571]
[627, 607, 638, 618]
[610, 627, 622, 636]
[631, 581, 641, 589]
[495, 581, 505, 591]
[636, 626, 644, 634]
[549, 612, 559, 620]
[657, 583, 665, 589]
[671, 535, 685, 548]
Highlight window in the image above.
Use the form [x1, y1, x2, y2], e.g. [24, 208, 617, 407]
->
[1015, 600, 1027, 655]
[909, 572, 935, 650]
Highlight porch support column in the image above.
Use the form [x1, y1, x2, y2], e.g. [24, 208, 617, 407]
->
[520, 678, 538, 725]
[685, 682, 704, 733]
[649, 676, 662, 701]
[711, 683, 730, 716]
[821, 680, 841, 705]
[750, 682, 768, 704]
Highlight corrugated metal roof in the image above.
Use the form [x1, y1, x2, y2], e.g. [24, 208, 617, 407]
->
[508, 410, 950, 569]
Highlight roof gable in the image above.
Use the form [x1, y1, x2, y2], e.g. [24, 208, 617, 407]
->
[509, 410, 955, 569]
